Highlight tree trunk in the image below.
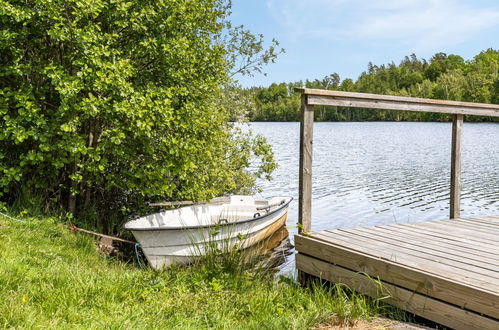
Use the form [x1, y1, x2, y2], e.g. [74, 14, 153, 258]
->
[68, 166, 77, 215]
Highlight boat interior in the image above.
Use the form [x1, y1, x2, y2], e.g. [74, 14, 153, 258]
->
[124, 196, 291, 230]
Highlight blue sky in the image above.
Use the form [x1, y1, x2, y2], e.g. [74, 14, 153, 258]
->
[230, 0, 499, 87]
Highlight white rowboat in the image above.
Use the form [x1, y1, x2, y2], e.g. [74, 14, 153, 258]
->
[124, 195, 292, 269]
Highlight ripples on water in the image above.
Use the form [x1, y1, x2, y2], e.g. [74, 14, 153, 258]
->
[248, 122, 499, 272]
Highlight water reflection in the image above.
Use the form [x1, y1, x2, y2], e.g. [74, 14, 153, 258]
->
[249, 225, 294, 272]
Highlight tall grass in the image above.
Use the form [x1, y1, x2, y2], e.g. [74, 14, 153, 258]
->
[185, 209, 296, 291]
[0, 213, 409, 329]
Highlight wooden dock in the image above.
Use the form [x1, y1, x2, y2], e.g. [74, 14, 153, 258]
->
[293, 88, 499, 329]
[296, 216, 499, 329]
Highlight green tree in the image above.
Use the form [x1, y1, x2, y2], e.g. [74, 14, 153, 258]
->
[464, 49, 499, 104]
[0, 0, 278, 232]
[244, 50, 498, 123]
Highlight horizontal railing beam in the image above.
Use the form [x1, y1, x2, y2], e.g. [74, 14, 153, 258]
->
[294, 88, 499, 117]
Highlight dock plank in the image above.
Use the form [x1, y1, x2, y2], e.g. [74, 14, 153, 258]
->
[362, 225, 499, 263]
[465, 216, 499, 224]
[385, 224, 499, 256]
[341, 227, 499, 271]
[454, 218, 499, 230]
[295, 235, 499, 317]
[403, 222, 499, 244]
[436, 220, 499, 235]
[330, 228, 499, 276]
[295, 215, 499, 326]
[316, 230, 499, 282]
[297, 254, 499, 330]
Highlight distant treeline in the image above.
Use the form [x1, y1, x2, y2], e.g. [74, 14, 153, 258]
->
[238, 49, 499, 122]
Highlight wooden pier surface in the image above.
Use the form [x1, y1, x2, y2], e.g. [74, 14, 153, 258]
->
[295, 215, 499, 330]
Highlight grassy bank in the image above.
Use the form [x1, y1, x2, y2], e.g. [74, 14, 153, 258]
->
[0, 214, 406, 329]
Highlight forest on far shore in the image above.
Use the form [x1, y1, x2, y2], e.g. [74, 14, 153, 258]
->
[234, 49, 499, 122]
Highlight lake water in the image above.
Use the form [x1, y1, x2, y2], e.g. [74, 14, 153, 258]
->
[249, 122, 499, 272]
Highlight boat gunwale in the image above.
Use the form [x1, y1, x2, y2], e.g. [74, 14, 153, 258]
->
[123, 197, 293, 231]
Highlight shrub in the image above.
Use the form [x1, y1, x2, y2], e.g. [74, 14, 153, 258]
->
[0, 0, 277, 231]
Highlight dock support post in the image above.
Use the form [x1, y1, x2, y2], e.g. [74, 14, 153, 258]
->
[298, 94, 314, 233]
[450, 114, 463, 219]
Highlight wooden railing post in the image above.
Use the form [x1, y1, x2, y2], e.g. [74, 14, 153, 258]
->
[298, 94, 314, 233]
[450, 114, 463, 219]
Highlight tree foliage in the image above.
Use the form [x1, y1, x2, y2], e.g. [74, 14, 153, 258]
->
[247, 50, 499, 122]
[0, 0, 278, 232]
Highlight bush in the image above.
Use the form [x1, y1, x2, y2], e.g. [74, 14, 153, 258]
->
[0, 0, 277, 232]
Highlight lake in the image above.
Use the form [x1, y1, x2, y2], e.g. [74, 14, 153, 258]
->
[249, 121, 499, 272]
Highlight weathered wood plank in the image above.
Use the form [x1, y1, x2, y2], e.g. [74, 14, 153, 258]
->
[448, 220, 499, 235]
[405, 221, 499, 243]
[450, 114, 463, 218]
[316, 230, 499, 281]
[298, 94, 314, 234]
[307, 96, 499, 117]
[457, 216, 499, 227]
[70, 225, 135, 245]
[410, 219, 499, 239]
[295, 88, 499, 110]
[343, 227, 499, 270]
[294, 88, 499, 117]
[296, 254, 499, 330]
[454, 219, 499, 231]
[295, 235, 499, 317]
[365, 225, 499, 262]
[387, 224, 499, 255]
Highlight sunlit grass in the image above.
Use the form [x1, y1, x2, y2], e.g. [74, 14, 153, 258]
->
[0, 214, 408, 329]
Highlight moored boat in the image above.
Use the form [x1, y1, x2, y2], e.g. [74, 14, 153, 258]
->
[124, 195, 292, 269]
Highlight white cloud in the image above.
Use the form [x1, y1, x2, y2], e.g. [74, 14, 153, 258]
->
[266, 0, 499, 49]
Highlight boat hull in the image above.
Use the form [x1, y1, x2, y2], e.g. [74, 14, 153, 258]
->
[129, 200, 290, 269]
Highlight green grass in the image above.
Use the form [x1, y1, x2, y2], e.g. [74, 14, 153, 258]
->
[0, 214, 407, 329]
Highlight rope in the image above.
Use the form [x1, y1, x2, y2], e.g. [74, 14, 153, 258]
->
[134, 242, 143, 268]
[0, 211, 27, 223]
